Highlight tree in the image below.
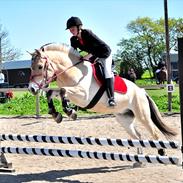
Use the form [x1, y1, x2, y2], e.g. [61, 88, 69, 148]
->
[114, 37, 144, 79]
[0, 23, 21, 69]
[158, 17, 183, 51]
[115, 17, 183, 78]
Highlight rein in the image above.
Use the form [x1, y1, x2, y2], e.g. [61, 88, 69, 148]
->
[30, 56, 84, 89]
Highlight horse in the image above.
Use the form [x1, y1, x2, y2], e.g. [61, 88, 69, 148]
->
[127, 68, 137, 83]
[28, 43, 176, 157]
[156, 66, 167, 85]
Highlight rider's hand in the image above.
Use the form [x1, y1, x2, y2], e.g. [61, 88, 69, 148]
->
[80, 54, 93, 62]
[80, 56, 84, 61]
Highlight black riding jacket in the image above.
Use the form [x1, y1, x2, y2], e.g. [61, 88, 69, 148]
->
[70, 29, 111, 58]
[157, 61, 166, 69]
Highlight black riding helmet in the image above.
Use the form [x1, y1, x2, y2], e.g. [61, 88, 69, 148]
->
[66, 17, 82, 29]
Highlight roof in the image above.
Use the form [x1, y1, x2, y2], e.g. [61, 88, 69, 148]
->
[1, 60, 31, 70]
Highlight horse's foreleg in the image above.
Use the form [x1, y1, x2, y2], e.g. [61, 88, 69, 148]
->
[46, 90, 63, 123]
[60, 88, 77, 120]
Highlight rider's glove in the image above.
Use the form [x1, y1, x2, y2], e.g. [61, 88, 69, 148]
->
[80, 56, 84, 61]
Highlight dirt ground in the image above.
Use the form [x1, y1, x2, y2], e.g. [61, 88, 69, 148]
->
[0, 114, 183, 183]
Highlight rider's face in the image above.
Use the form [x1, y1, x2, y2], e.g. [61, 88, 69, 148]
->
[69, 26, 78, 36]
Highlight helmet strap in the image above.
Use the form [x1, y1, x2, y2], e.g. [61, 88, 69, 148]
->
[76, 26, 81, 36]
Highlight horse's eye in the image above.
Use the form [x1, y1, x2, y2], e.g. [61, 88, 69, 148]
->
[38, 65, 43, 70]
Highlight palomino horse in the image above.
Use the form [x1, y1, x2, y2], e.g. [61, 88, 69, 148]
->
[28, 43, 176, 156]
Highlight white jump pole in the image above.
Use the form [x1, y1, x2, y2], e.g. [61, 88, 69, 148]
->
[0, 134, 179, 150]
[0, 146, 179, 165]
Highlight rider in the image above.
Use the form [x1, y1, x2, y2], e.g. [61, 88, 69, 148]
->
[155, 60, 166, 74]
[66, 16, 116, 107]
[155, 60, 166, 84]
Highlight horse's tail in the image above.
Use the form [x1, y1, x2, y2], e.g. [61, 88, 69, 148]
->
[146, 94, 177, 137]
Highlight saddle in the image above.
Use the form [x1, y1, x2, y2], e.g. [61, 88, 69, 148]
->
[91, 61, 127, 94]
[83, 60, 127, 109]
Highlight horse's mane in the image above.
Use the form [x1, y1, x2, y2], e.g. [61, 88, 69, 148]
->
[40, 43, 80, 59]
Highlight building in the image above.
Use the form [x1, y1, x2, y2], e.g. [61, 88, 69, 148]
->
[162, 53, 178, 81]
[170, 53, 178, 80]
[1, 60, 31, 88]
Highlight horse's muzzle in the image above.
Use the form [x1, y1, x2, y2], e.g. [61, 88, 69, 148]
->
[28, 83, 40, 95]
[28, 87, 38, 95]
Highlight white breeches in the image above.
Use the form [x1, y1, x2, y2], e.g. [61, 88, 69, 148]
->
[98, 54, 113, 79]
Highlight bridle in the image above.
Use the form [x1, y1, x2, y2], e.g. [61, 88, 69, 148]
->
[30, 55, 83, 89]
[30, 56, 56, 89]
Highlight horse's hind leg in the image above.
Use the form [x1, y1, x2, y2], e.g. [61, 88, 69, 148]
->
[135, 112, 165, 155]
[46, 90, 63, 123]
[115, 110, 143, 154]
[132, 95, 166, 156]
[116, 110, 145, 167]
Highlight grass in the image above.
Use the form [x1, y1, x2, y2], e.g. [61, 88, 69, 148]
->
[0, 87, 180, 115]
[136, 79, 157, 86]
[146, 86, 179, 96]
[0, 75, 180, 115]
[141, 70, 154, 79]
[13, 91, 26, 98]
[136, 70, 180, 112]
[146, 86, 180, 112]
[0, 91, 96, 116]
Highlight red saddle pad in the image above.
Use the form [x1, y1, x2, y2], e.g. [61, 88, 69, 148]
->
[114, 75, 127, 94]
[91, 63, 127, 94]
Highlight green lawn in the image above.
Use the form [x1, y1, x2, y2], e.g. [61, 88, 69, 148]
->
[145, 86, 180, 112]
[0, 79, 180, 115]
[141, 70, 154, 79]
[146, 86, 179, 96]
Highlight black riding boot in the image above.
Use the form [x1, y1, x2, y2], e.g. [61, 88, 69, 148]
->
[105, 78, 116, 107]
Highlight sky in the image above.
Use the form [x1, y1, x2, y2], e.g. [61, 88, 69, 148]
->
[0, 0, 182, 60]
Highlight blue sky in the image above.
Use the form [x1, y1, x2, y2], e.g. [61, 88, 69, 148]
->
[0, 0, 182, 60]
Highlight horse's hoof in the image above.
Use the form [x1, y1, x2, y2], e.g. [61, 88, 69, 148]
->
[52, 112, 58, 118]
[158, 149, 165, 156]
[70, 110, 77, 120]
[48, 109, 54, 115]
[55, 113, 63, 123]
[60, 88, 66, 96]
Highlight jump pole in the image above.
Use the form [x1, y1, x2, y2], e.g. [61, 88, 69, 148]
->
[0, 146, 179, 165]
[0, 134, 179, 150]
[178, 37, 183, 168]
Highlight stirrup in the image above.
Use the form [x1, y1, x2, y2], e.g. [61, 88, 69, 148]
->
[108, 98, 116, 107]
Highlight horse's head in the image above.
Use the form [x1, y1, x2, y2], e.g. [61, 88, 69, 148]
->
[28, 49, 56, 95]
[28, 43, 85, 95]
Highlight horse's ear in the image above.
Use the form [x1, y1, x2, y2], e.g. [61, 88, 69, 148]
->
[35, 49, 41, 56]
[26, 51, 34, 56]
